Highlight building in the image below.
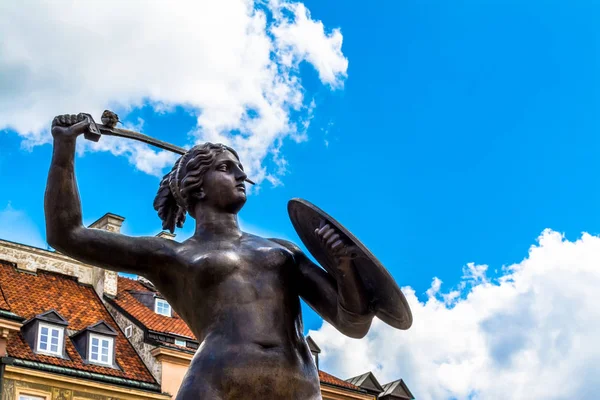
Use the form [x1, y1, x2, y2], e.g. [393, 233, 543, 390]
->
[0, 213, 414, 399]
[0, 237, 169, 400]
[346, 372, 415, 400]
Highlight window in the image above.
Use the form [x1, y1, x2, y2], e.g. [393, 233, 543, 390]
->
[125, 325, 133, 338]
[88, 333, 114, 365]
[19, 395, 46, 400]
[155, 298, 171, 317]
[175, 339, 186, 347]
[37, 323, 63, 356]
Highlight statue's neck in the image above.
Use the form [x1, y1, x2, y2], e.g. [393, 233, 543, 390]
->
[192, 206, 241, 240]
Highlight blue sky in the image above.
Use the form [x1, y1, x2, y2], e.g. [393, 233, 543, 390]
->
[2, 1, 600, 398]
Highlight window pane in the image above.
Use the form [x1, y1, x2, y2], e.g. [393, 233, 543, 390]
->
[91, 344, 99, 360]
[51, 329, 59, 338]
[101, 354, 108, 363]
[156, 299, 171, 316]
[39, 341, 47, 351]
[41, 327, 48, 335]
[92, 337, 99, 346]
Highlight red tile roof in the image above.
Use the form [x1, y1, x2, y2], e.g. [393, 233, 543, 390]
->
[113, 276, 195, 339]
[319, 370, 363, 391]
[0, 283, 10, 311]
[0, 260, 156, 384]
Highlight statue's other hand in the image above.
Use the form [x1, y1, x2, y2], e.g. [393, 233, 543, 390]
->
[51, 113, 89, 140]
[314, 223, 359, 267]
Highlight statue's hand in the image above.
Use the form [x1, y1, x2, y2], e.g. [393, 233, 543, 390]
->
[51, 114, 89, 140]
[314, 222, 359, 269]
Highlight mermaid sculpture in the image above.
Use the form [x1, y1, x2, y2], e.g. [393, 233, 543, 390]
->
[45, 113, 407, 399]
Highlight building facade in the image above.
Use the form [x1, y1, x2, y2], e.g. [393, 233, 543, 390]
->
[0, 235, 169, 400]
[0, 213, 413, 399]
[346, 372, 414, 400]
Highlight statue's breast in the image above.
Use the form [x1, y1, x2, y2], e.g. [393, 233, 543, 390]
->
[186, 242, 294, 291]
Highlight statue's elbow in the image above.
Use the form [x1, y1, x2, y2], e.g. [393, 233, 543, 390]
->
[336, 308, 373, 339]
[46, 226, 80, 253]
[342, 324, 370, 339]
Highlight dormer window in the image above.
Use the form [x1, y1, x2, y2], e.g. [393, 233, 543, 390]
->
[37, 322, 64, 356]
[155, 298, 171, 317]
[21, 310, 69, 359]
[89, 333, 114, 365]
[72, 321, 118, 368]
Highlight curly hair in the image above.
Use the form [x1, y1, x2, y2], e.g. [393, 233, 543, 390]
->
[153, 142, 239, 233]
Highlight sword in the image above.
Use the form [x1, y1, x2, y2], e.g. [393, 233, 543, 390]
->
[80, 113, 255, 185]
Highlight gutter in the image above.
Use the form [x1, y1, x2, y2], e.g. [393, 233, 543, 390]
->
[0, 310, 25, 322]
[0, 357, 161, 393]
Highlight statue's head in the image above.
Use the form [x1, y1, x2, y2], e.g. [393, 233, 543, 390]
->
[153, 142, 248, 233]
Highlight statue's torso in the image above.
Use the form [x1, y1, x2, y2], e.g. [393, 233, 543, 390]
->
[151, 233, 322, 400]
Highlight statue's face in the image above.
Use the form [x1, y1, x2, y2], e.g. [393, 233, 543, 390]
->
[198, 150, 247, 213]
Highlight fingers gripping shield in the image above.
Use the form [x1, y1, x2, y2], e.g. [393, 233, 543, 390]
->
[288, 198, 413, 330]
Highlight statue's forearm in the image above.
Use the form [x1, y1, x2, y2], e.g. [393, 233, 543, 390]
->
[335, 260, 373, 334]
[44, 137, 84, 248]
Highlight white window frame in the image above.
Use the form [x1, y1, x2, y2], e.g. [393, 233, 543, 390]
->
[155, 298, 171, 317]
[174, 338, 186, 347]
[36, 323, 63, 356]
[88, 333, 114, 366]
[125, 325, 133, 338]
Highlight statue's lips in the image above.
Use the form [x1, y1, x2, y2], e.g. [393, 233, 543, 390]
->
[236, 184, 246, 192]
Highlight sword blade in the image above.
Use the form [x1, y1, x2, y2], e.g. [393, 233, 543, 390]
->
[97, 124, 187, 155]
[89, 120, 255, 185]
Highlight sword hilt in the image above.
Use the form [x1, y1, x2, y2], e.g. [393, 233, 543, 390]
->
[79, 113, 102, 142]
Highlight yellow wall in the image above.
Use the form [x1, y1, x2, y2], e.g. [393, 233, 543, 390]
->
[161, 361, 190, 398]
[2, 366, 170, 400]
[321, 385, 375, 400]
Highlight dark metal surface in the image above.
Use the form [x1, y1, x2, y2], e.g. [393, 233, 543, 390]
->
[288, 198, 413, 330]
[44, 113, 412, 399]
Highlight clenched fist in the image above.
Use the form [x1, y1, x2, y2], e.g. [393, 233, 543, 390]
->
[51, 113, 90, 140]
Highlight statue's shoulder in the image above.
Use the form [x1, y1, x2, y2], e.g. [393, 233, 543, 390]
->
[268, 238, 302, 255]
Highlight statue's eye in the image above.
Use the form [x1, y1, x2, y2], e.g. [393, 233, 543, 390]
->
[218, 164, 228, 171]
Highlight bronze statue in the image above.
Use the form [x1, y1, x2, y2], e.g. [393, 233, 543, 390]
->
[44, 113, 411, 400]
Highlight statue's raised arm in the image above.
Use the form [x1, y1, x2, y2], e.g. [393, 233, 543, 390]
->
[44, 114, 180, 278]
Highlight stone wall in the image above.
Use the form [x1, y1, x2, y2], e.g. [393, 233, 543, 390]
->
[104, 302, 162, 383]
[0, 239, 117, 299]
[0, 239, 94, 285]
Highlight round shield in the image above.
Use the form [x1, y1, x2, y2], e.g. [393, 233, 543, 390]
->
[288, 198, 412, 330]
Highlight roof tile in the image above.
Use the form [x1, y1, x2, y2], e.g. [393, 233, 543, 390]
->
[0, 261, 156, 384]
[319, 370, 363, 391]
[114, 277, 194, 339]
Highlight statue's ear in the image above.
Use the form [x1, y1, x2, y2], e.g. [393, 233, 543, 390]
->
[192, 187, 206, 202]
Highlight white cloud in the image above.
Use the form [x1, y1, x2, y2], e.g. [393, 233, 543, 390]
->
[0, 0, 347, 182]
[309, 229, 600, 400]
[0, 203, 46, 249]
